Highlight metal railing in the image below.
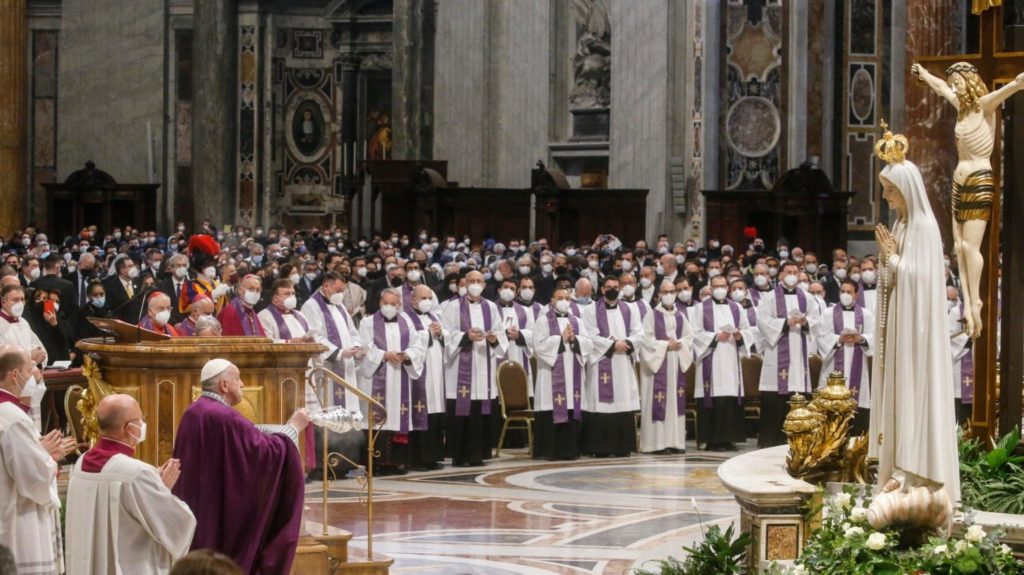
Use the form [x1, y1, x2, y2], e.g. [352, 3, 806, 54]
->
[307, 366, 387, 560]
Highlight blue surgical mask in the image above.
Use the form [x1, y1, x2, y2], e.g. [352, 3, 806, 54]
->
[91, 296, 106, 308]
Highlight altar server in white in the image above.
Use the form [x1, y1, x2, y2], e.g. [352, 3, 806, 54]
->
[814, 279, 874, 434]
[639, 281, 694, 454]
[301, 271, 363, 413]
[66, 394, 196, 575]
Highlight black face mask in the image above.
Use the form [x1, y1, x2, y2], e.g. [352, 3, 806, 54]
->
[604, 288, 619, 301]
[80, 268, 94, 277]
[687, 272, 700, 282]
[390, 277, 404, 288]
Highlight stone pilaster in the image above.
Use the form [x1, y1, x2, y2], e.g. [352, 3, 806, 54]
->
[0, 0, 27, 235]
[392, 0, 435, 161]
[192, 0, 238, 227]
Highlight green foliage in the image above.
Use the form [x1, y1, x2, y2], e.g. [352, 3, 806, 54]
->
[960, 426, 1024, 514]
[633, 523, 750, 575]
[773, 487, 1024, 575]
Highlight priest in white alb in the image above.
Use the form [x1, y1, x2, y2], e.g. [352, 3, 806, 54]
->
[405, 285, 448, 470]
[441, 270, 508, 467]
[0, 345, 69, 575]
[691, 275, 751, 451]
[638, 280, 694, 454]
[357, 289, 426, 473]
[66, 394, 196, 574]
[580, 275, 643, 458]
[756, 261, 820, 447]
[495, 277, 536, 393]
[300, 271, 363, 413]
[813, 279, 874, 434]
[0, 284, 49, 431]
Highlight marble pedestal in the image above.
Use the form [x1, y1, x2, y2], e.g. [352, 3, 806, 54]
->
[717, 445, 818, 573]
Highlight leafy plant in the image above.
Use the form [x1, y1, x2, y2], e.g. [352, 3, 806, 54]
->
[633, 523, 750, 575]
[960, 426, 1024, 514]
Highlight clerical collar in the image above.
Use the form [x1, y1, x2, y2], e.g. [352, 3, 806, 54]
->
[274, 304, 292, 314]
[862, 285, 876, 290]
[0, 388, 28, 413]
[782, 288, 797, 294]
[713, 299, 728, 305]
[499, 301, 514, 307]
[661, 305, 675, 312]
[201, 391, 232, 408]
[604, 301, 617, 309]
[381, 315, 398, 323]
[0, 310, 18, 323]
[843, 305, 856, 311]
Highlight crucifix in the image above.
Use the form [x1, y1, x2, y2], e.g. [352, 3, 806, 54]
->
[913, 4, 1024, 442]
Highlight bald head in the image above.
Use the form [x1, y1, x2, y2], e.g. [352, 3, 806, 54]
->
[96, 393, 144, 445]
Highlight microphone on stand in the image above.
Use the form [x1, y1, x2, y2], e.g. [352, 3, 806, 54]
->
[134, 287, 155, 344]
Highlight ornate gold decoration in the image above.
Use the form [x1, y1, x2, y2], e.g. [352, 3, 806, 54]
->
[784, 371, 864, 483]
[874, 120, 909, 164]
[972, 0, 1002, 16]
[78, 356, 114, 446]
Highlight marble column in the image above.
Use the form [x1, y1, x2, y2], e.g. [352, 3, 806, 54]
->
[0, 0, 27, 235]
[392, 0, 435, 161]
[192, 0, 238, 227]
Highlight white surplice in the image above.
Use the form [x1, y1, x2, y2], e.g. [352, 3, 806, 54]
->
[0, 319, 48, 431]
[301, 295, 364, 413]
[441, 297, 509, 402]
[257, 307, 324, 416]
[638, 305, 695, 452]
[407, 310, 448, 414]
[531, 311, 593, 412]
[580, 301, 643, 413]
[692, 299, 752, 399]
[948, 303, 972, 400]
[756, 289, 821, 394]
[496, 301, 537, 397]
[814, 304, 875, 408]
[357, 313, 426, 432]
[66, 454, 196, 575]
[0, 401, 62, 575]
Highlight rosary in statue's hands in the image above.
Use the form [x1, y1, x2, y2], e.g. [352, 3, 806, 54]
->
[876, 224, 897, 263]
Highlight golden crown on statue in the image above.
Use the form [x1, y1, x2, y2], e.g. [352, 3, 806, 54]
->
[874, 120, 909, 164]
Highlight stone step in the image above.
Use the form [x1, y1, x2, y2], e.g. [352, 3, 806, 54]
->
[335, 547, 394, 575]
[313, 530, 352, 563]
[290, 535, 330, 575]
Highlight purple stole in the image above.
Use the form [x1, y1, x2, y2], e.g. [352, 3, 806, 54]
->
[595, 301, 632, 403]
[313, 291, 351, 406]
[774, 285, 808, 394]
[546, 310, 582, 423]
[232, 298, 261, 336]
[629, 299, 650, 320]
[701, 299, 742, 407]
[401, 283, 415, 313]
[372, 312, 414, 432]
[832, 304, 865, 399]
[177, 317, 196, 336]
[750, 289, 761, 305]
[266, 305, 309, 340]
[856, 284, 876, 307]
[455, 297, 494, 417]
[959, 301, 974, 404]
[405, 310, 437, 428]
[652, 307, 687, 421]
[745, 304, 757, 327]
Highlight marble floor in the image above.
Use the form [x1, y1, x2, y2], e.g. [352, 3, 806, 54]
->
[304, 440, 753, 574]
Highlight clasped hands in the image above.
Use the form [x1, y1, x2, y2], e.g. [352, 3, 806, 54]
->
[384, 351, 408, 364]
[39, 430, 76, 462]
[468, 327, 497, 344]
[561, 324, 576, 343]
[716, 331, 742, 343]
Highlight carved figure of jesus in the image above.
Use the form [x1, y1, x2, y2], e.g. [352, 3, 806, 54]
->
[911, 62, 1024, 338]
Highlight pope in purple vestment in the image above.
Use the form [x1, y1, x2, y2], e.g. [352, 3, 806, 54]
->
[172, 359, 308, 574]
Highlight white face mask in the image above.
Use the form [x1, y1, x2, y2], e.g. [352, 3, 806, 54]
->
[519, 288, 534, 302]
[805, 263, 817, 274]
[243, 290, 261, 306]
[797, 282, 810, 292]
[282, 295, 297, 310]
[779, 249, 789, 259]
[304, 272, 318, 282]
[380, 304, 399, 319]
[289, 274, 300, 285]
[677, 290, 692, 303]
[150, 260, 161, 271]
[554, 299, 571, 314]
[588, 260, 599, 270]
[22, 375, 44, 405]
[356, 267, 367, 277]
[175, 267, 189, 279]
[708, 268, 721, 278]
[329, 292, 346, 306]
[407, 270, 422, 283]
[754, 275, 768, 287]
[203, 266, 217, 278]
[850, 273, 861, 283]
[519, 265, 532, 275]
[731, 289, 746, 303]
[566, 249, 577, 257]
[839, 292, 855, 307]
[675, 255, 686, 265]
[541, 263, 553, 274]
[660, 293, 676, 307]
[656, 264, 665, 275]
[127, 267, 139, 279]
[768, 266, 778, 277]
[783, 274, 799, 288]
[861, 270, 876, 285]
[154, 310, 171, 325]
[499, 288, 515, 302]
[712, 287, 728, 301]
[467, 283, 484, 298]
[129, 420, 147, 445]
[639, 277, 652, 288]
[621, 284, 636, 298]
[417, 299, 434, 313]
[458, 286, 468, 296]
[493, 271, 504, 283]
[28, 268, 40, 280]
[8, 301, 24, 318]
[834, 268, 847, 280]
[621, 261, 633, 272]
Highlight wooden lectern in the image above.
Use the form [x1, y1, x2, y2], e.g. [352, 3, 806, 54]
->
[76, 320, 325, 466]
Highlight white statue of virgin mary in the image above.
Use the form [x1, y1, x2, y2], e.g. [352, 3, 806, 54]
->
[867, 125, 959, 529]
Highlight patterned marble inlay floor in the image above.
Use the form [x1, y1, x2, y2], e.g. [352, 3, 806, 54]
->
[304, 441, 751, 574]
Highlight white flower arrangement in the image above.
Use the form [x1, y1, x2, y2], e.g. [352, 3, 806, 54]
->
[865, 532, 887, 550]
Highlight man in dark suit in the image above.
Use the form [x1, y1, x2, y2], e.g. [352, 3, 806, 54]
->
[823, 258, 847, 305]
[66, 252, 99, 308]
[294, 259, 321, 308]
[31, 255, 77, 323]
[19, 256, 40, 288]
[102, 256, 142, 323]
[156, 253, 190, 324]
